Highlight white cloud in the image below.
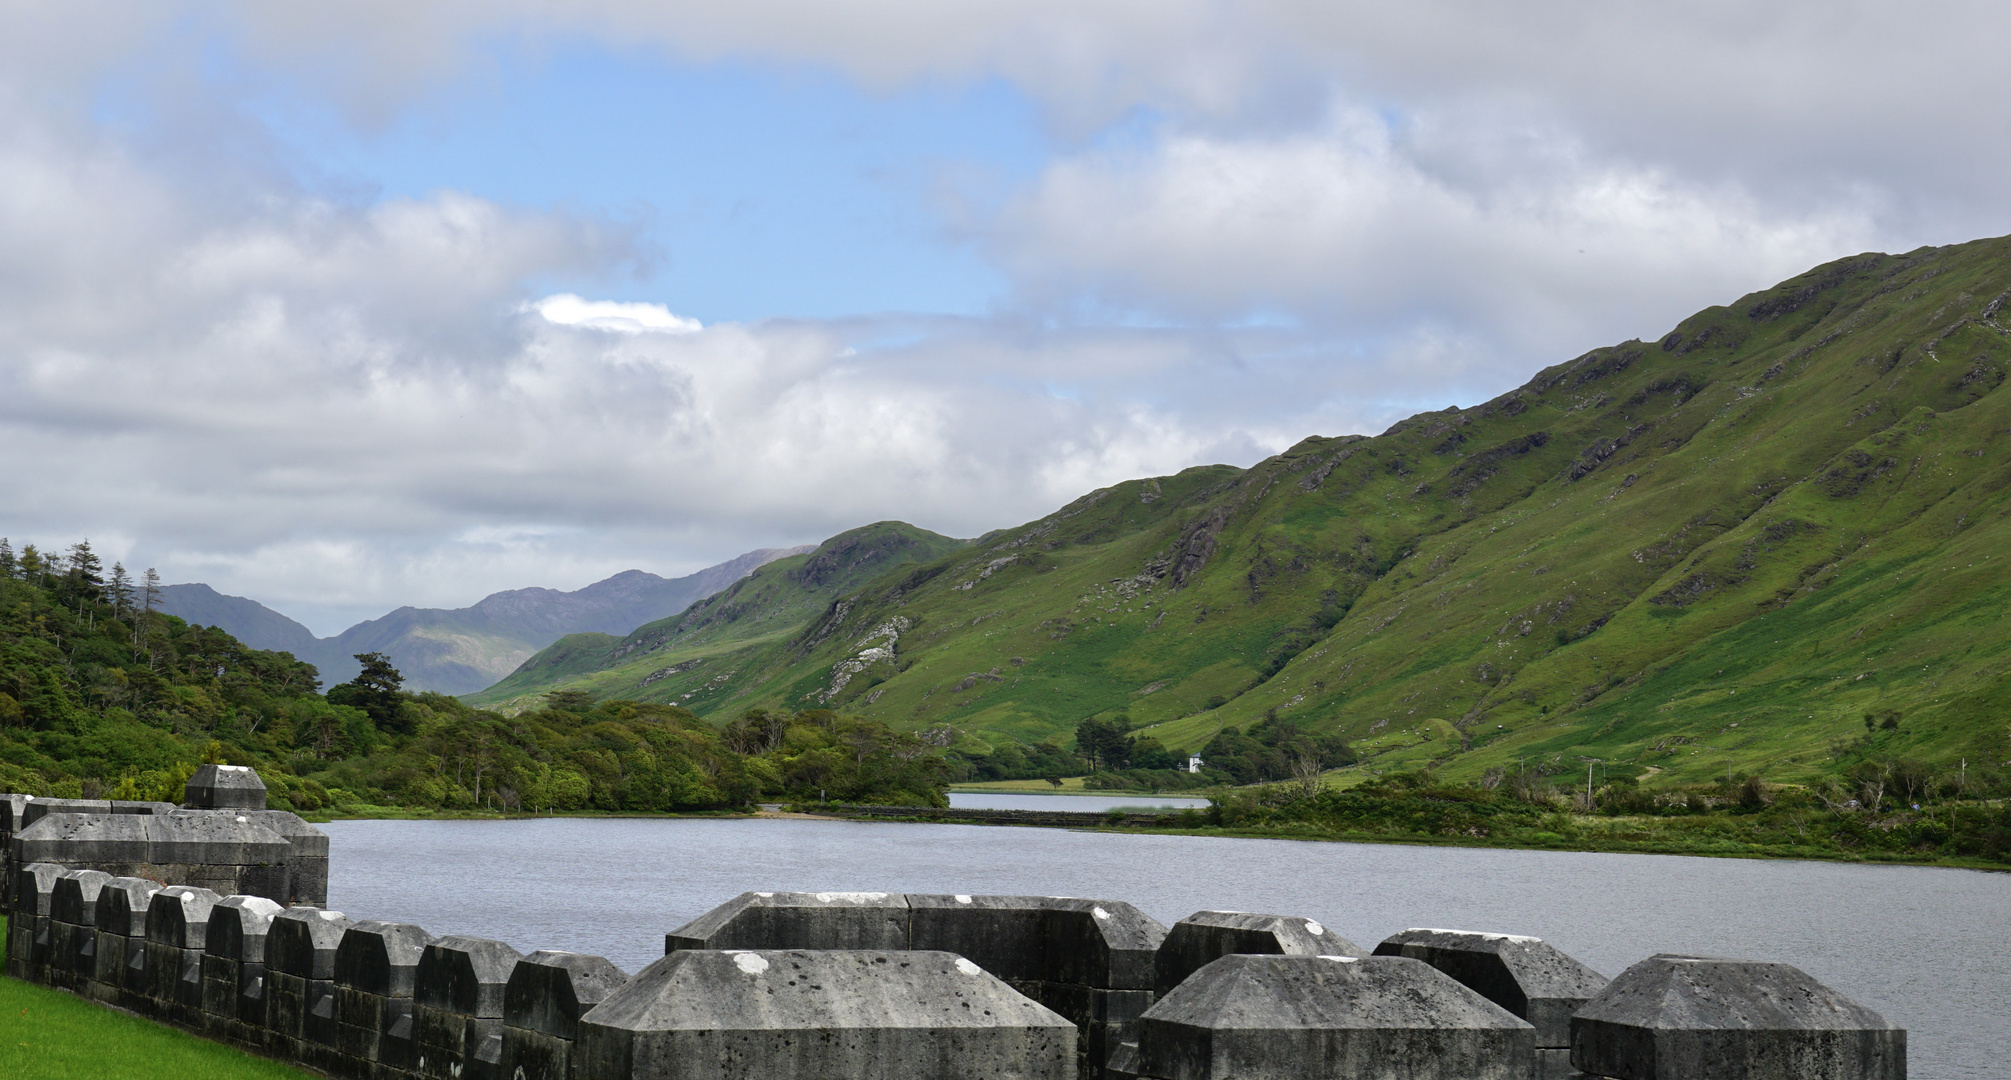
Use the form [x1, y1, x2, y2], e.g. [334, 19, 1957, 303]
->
[532, 294, 702, 334]
[991, 110, 1879, 355]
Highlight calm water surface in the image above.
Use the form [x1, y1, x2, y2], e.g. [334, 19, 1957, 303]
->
[946, 792, 1210, 811]
[319, 817, 2007, 1079]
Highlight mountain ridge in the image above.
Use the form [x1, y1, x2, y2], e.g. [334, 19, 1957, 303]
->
[158, 546, 812, 693]
[479, 235, 2011, 792]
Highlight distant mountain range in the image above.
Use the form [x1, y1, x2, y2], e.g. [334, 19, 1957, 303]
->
[472, 236, 2011, 790]
[158, 546, 811, 694]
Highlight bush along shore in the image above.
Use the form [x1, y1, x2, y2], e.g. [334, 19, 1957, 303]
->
[1073, 769, 2011, 868]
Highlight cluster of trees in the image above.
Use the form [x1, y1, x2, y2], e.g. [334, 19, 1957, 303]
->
[0, 539, 950, 810]
[1197, 717, 1356, 785]
[1074, 715, 1185, 771]
[944, 739, 1084, 783]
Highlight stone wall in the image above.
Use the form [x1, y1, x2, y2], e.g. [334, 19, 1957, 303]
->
[1, 767, 327, 913]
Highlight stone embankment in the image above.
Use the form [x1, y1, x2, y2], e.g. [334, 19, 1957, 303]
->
[5, 767, 1906, 1079]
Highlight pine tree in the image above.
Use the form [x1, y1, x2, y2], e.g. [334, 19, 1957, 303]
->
[65, 539, 104, 595]
[0, 537, 14, 577]
[108, 562, 132, 617]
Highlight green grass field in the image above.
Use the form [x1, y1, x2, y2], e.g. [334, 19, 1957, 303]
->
[0, 919, 313, 1080]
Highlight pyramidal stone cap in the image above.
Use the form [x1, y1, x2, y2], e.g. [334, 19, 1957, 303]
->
[576, 949, 1077, 1080]
[1157, 910, 1367, 996]
[504, 950, 630, 1040]
[1138, 954, 1536, 1080]
[184, 764, 268, 810]
[1373, 927, 1608, 1047]
[1570, 954, 1905, 1080]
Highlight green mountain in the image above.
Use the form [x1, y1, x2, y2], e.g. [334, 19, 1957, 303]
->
[478, 236, 2011, 791]
[467, 521, 971, 711]
[160, 547, 810, 694]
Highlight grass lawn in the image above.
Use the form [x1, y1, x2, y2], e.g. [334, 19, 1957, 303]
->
[0, 919, 315, 1080]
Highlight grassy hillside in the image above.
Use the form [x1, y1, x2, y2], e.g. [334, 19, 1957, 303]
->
[476, 236, 2011, 795]
[466, 521, 969, 711]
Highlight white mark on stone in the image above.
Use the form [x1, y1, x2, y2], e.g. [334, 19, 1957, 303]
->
[235, 816, 248, 823]
[731, 952, 770, 975]
[755, 892, 774, 898]
[1408, 928, 1540, 944]
[317, 910, 345, 920]
[1319, 955, 1359, 963]
[955, 958, 984, 976]
[955, 895, 972, 904]
[814, 892, 889, 904]
[1303, 920, 1324, 936]
[1092, 906, 1111, 921]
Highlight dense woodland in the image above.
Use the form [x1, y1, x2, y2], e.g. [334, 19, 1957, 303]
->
[0, 539, 947, 810]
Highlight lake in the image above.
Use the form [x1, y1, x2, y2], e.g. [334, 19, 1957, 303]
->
[946, 792, 1211, 811]
[318, 816, 2007, 1079]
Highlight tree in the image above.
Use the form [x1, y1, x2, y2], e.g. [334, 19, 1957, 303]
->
[330, 652, 410, 734]
[63, 539, 104, 601]
[0, 538, 14, 577]
[107, 562, 132, 617]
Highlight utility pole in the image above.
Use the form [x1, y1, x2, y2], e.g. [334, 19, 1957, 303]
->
[1585, 759, 1601, 813]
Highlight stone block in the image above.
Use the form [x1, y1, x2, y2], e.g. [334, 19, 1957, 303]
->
[467, 1021, 505, 1080]
[504, 950, 630, 1040]
[268, 907, 354, 979]
[264, 970, 313, 1046]
[145, 885, 222, 1016]
[50, 868, 112, 926]
[1375, 928, 1609, 1048]
[334, 920, 434, 1063]
[12, 812, 152, 864]
[19, 799, 114, 828]
[1042, 898, 1166, 991]
[417, 934, 524, 1018]
[499, 1027, 574, 1080]
[576, 949, 1077, 1080]
[11, 860, 62, 916]
[184, 763, 269, 809]
[288, 856, 330, 908]
[336, 919, 435, 997]
[205, 895, 285, 1032]
[91, 929, 127, 997]
[0, 792, 31, 833]
[1157, 911, 1365, 996]
[907, 893, 1053, 982]
[148, 884, 223, 949]
[150, 811, 293, 865]
[1137, 954, 1535, 1080]
[413, 935, 524, 1080]
[203, 952, 243, 1023]
[96, 876, 162, 934]
[208, 895, 286, 964]
[1569, 954, 1906, 1080]
[666, 890, 912, 952]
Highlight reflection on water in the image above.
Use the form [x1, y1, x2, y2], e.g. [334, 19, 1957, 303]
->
[946, 792, 1210, 812]
[318, 816, 2008, 1079]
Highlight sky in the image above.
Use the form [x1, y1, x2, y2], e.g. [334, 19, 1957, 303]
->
[3, 1, 2008, 635]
